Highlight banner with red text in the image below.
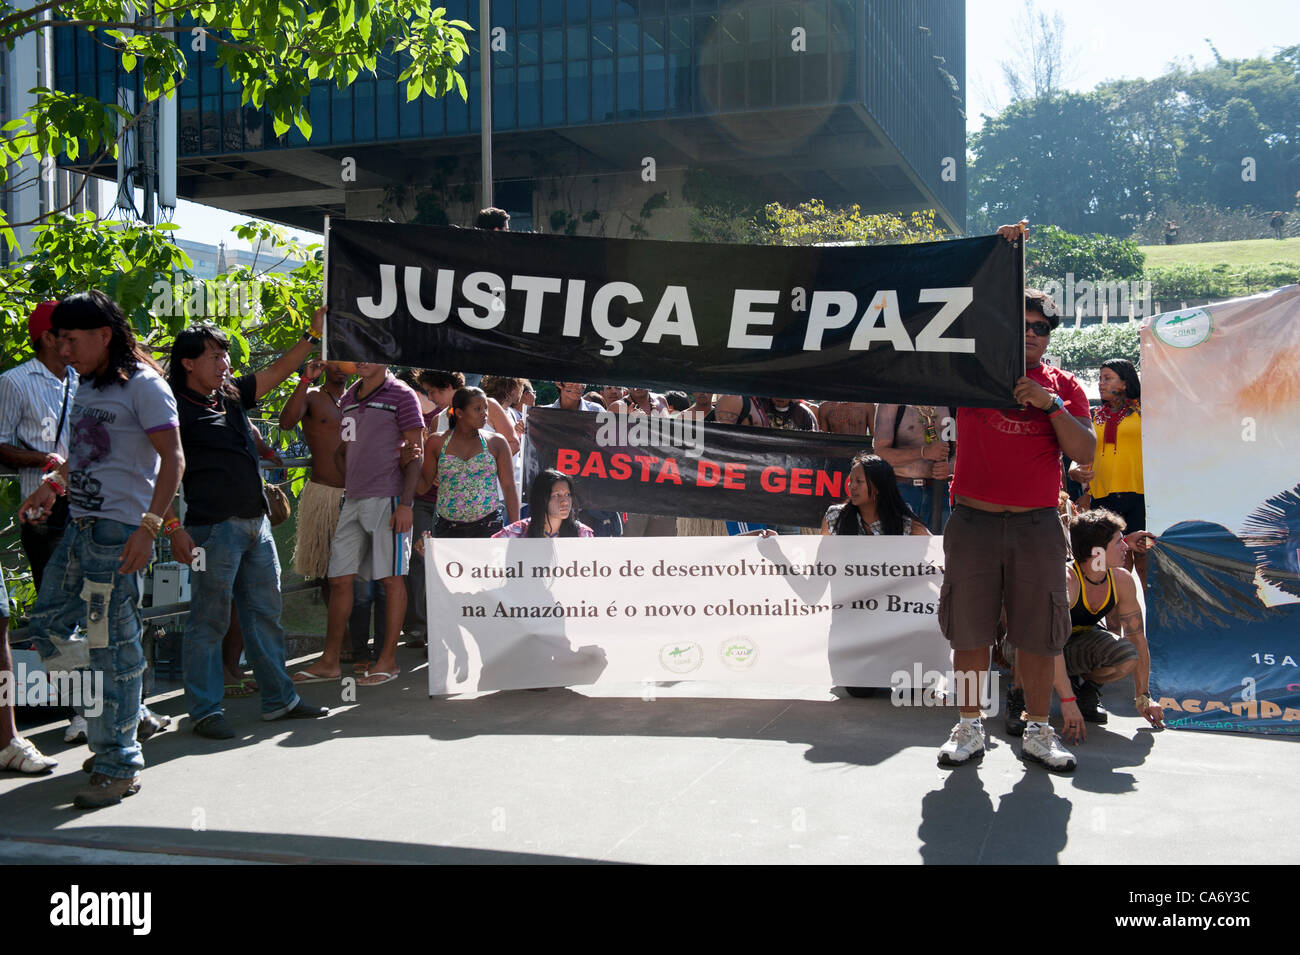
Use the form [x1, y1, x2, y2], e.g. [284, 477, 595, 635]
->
[524, 406, 870, 526]
[425, 535, 951, 695]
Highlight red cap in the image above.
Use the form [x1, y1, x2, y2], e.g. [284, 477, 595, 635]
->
[28, 301, 60, 342]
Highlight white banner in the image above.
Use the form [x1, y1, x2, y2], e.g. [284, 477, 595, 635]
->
[1143, 285, 1300, 606]
[426, 535, 951, 695]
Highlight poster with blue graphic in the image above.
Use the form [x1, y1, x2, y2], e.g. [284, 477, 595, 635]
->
[1143, 285, 1300, 733]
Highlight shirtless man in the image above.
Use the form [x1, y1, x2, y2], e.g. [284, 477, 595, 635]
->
[817, 401, 874, 438]
[712, 396, 817, 430]
[280, 359, 349, 595]
[679, 392, 714, 422]
[610, 386, 675, 535]
[873, 403, 953, 533]
[610, 386, 668, 417]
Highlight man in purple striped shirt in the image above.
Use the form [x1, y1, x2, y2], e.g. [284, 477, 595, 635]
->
[294, 361, 424, 688]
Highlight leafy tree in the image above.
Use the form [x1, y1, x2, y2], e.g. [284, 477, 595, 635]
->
[997, 0, 1077, 102]
[689, 196, 945, 247]
[969, 91, 1152, 236]
[0, 1, 472, 245]
[1026, 225, 1146, 285]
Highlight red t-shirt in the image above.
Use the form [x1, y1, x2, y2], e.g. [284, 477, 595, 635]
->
[951, 363, 1089, 509]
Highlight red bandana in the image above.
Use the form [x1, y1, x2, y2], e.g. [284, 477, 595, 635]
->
[1092, 399, 1139, 449]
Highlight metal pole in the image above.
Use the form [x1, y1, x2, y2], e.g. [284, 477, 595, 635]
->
[479, 0, 493, 209]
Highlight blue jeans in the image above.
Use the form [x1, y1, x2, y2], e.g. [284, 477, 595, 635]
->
[351, 578, 387, 661]
[184, 516, 300, 722]
[29, 518, 146, 780]
[898, 480, 952, 534]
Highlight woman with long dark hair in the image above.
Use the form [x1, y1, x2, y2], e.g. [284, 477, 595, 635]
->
[822, 453, 931, 537]
[1070, 357, 1148, 584]
[493, 469, 595, 538]
[418, 386, 519, 536]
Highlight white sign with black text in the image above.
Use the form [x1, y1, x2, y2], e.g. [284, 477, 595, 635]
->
[426, 535, 951, 695]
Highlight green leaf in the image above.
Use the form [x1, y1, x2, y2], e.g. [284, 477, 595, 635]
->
[293, 111, 313, 140]
[121, 53, 137, 72]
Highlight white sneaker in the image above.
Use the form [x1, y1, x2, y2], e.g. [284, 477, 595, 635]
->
[0, 737, 58, 774]
[64, 714, 88, 744]
[1021, 723, 1077, 773]
[938, 719, 985, 766]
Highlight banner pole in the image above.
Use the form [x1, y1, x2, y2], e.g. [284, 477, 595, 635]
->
[321, 215, 330, 362]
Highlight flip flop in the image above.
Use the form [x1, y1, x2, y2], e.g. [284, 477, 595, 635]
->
[292, 670, 340, 684]
[224, 681, 255, 699]
[357, 670, 399, 686]
[242, 677, 259, 692]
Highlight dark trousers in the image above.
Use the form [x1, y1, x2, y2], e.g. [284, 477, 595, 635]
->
[20, 498, 69, 593]
[350, 578, 388, 661]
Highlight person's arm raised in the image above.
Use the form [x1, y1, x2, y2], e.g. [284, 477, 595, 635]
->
[253, 307, 324, 400]
[279, 360, 325, 430]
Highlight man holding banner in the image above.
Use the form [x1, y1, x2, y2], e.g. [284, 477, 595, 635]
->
[938, 225, 1097, 773]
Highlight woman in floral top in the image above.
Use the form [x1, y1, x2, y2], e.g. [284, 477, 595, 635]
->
[417, 387, 519, 537]
[494, 469, 595, 539]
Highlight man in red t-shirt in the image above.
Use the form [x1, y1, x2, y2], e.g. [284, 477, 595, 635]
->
[937, 220, 1097, 773]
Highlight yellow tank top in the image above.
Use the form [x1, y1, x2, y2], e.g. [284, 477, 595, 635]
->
[1091, 410, 1143, 497]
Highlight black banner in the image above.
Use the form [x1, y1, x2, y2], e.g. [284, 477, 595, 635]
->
[326, 220, 1025, 407]
[524, 406, 875, 527]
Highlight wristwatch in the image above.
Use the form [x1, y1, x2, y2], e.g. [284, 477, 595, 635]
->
[1044, 394, 1065, 416]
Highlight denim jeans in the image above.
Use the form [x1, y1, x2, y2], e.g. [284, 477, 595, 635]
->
[402, 499, 438, 639]
[351, 577, 388, 661]
[28, 517, 146, 780]
[185, 516, 300, 722]
[897, 480, 952, 534]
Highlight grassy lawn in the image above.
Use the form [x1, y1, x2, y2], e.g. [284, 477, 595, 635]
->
[1139, 236, 1300, 269]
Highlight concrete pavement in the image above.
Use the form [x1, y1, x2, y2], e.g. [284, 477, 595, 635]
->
[2, 656, 1297, 865]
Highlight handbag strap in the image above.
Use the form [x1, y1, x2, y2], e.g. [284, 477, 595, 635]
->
[54, 374, 71, 450]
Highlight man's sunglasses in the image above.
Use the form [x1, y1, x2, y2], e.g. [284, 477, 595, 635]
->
[1025, 320, 1053, 337]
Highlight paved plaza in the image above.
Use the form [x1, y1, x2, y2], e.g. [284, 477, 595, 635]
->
[2, 660, 1296, 865]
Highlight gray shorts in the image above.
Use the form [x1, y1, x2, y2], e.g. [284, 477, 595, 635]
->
[938, 505, 1072, 656]
[328, 496, 412, 580]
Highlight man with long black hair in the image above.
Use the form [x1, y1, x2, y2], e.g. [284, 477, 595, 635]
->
[19, 291, 184, 808]
[162, 317, 327, 739]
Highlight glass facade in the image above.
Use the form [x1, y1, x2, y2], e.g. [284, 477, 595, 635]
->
[53, 0, 964, 222]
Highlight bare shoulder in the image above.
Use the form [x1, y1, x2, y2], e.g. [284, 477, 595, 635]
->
[1112, 566, 1140, 602]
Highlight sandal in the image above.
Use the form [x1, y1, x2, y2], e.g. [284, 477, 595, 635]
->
[224, 681, 256, 699]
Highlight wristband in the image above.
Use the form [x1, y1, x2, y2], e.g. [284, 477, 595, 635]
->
[42, 472, 67, 496]
[1060, 696, 1077, 704]
[41, 456, 63, 474]
[141, 512, 164, 538]
[260, 447, 278, 460]
[1135, 693, 1153, 709]
[1047, 406, 1065, 420]
[302, 331, 321, 344]
[164, 518, 182, 535]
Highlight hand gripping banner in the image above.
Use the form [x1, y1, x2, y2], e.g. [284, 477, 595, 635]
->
[325, 220, 1025, 407]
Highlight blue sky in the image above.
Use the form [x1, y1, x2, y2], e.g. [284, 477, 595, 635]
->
[159, 0, 1300, 248]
